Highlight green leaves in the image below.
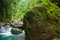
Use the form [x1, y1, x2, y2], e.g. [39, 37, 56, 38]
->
[1, 0, 60, 22]
[0, 0, 39, 21]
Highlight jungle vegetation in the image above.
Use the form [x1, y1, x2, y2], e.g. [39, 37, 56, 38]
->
[0, 0, 60, 22]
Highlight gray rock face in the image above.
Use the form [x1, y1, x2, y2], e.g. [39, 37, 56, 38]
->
[11, 19, 23, 29]
[11, 28, 23, 34]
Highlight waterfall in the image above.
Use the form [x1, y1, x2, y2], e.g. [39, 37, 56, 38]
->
[0, 24, 12, 36]
[0, 26, 6, 33]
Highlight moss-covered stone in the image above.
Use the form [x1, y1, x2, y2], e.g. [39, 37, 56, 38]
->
[23, 2, 60, 40]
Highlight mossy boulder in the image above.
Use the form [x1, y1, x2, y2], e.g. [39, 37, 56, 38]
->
[23, 2, 60, 40]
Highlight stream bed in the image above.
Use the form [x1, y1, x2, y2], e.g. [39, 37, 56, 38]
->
[0, 30, 25, 40]
[0, 24, 25, 40]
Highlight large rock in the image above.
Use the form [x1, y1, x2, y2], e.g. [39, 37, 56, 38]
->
[11, 19, 23, 28]
[23, 3, 60, 40]
[11, 28, 23, 34]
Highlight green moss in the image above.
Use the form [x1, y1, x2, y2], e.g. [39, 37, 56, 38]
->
[23, 2, 60, 40]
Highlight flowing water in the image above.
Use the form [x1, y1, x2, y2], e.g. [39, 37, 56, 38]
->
[0, 25, 25, 40]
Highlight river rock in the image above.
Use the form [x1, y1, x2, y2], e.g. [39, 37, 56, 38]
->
[11, 28, 23, 34]
[11, 19, 23, 28]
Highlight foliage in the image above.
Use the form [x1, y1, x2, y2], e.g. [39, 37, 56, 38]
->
[0, 0, 39, 22]
[0, 0, 60, 22]
[49, 0, 60, 7]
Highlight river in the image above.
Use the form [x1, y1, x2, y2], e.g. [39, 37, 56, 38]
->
[0, 24, 25, 40]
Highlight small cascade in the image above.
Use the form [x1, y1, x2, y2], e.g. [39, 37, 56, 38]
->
[0, 24, 12, 36]
[0, 26, 6, 33]
[0, 23, 25, 40]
